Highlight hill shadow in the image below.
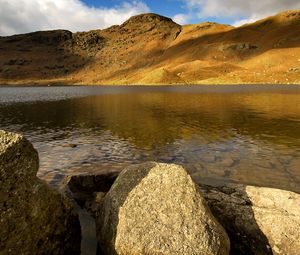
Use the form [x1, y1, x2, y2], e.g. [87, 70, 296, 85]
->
[0, 30, 98, 82]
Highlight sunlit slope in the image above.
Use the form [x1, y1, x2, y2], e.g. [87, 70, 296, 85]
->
[0, 11, 299, 85]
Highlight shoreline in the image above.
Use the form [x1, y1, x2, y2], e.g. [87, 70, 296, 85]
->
[1, 129, 299, 255]
[1, 83, 300, 95]
[1, 82, 300, 87]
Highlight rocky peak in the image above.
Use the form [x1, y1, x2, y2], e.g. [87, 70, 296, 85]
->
[29, 30, 73, 44]
[120, 13, 181, 32]
[0, 29, 72, 45]
[122, 13, 176, 26]
[71, 31, 104, 51]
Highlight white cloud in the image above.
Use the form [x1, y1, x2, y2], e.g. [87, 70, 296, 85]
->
[179, 0, 300, 25]
[233, 17, 259, 27]
[0, 0, 150, 36]
[172, 13, 191, 24]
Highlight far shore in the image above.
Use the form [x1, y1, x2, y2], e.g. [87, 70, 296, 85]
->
[0, 82, 300, 87]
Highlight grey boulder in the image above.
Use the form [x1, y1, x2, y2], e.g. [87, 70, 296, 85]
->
[96, 162, 230, 255]
[200, 184, 300, 255]
[0, 130, 81, 255]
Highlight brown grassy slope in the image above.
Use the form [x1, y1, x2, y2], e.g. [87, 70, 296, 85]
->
[0, 11, 299, 85]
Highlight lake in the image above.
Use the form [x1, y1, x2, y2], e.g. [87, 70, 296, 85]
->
[0, 85, 299, 193]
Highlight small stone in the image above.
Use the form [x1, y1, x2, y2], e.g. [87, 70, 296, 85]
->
[253, 160, 273, 169]
[278, 155, 293, 164]
[63, 143, 77, 148]
[220, 157, 235, 167]
[200, 154, 217, 163]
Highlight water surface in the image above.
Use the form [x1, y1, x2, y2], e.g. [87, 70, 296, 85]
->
[0, 85, 299, 192]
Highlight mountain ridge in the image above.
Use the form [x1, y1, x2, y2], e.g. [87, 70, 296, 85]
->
[0, 10, 300, 85]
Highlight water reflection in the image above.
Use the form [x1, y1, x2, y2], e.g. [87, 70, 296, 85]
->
[0, 86, 299, 192]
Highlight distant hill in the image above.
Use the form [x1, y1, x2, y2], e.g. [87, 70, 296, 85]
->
[0, 10, 300, 85]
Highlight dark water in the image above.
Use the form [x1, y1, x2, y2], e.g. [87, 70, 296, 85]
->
[0, 85, 300, 193]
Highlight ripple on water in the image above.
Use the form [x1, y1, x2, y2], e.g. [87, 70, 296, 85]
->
[0, 85, 299, 193]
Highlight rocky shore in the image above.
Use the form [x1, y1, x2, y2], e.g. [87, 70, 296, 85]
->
[1, 130, 299, 255]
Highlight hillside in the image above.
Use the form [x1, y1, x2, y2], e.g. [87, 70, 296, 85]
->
[0, 11, 300, 85]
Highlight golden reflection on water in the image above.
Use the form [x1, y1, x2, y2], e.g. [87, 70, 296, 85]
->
[70, 91, 300, 148]
[0, 86, 299, 192]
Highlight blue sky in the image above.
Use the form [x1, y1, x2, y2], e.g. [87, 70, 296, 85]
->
[0, 0, 299, 35]
[80, 0, 238, 24]
[81, 0, 187, 19]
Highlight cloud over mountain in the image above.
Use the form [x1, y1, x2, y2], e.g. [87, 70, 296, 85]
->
[0, 0, 299, 36]
[180, 0, 300, 25]
[0, 0, 149, 36]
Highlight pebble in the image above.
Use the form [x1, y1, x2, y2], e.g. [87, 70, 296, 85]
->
[220, 157, 235, 167]
[200, 154, 216, 163]
[253, 160, 273, 169]
[62, 143, 77, 148]
[278, 155, 293, 164]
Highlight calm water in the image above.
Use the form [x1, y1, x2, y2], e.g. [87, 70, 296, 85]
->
[0, 85, 300, 193]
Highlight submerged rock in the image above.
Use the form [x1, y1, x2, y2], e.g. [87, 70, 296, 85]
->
[199, 184, 300, 255]
[67, 170, 119, 194]
[65, 170, 119, 215]
[0, 130, 81, 255]
[96, 162, 230, 255]
[63, 143, 78, 148]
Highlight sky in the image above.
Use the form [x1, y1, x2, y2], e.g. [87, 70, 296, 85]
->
[0, 0, 299, 36]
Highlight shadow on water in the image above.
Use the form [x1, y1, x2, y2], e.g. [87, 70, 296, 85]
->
[50, 170, 120, 255]
[44, 173, 99, 255]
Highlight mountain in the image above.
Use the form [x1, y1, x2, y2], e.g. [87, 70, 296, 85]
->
[0, 11, 299, 85]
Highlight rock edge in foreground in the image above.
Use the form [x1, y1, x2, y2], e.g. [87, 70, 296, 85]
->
[0, 130, 81, 255]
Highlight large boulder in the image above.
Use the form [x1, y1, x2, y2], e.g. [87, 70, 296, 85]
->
[64, 162, 300, 255]
[199, 184, 300, 255]
[96, 162, 230, 255]
[0, 130, 81, 255]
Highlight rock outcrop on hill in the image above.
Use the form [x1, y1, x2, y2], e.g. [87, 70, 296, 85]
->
[0, 10, 300, 85]
[0, 130, 81, 255]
